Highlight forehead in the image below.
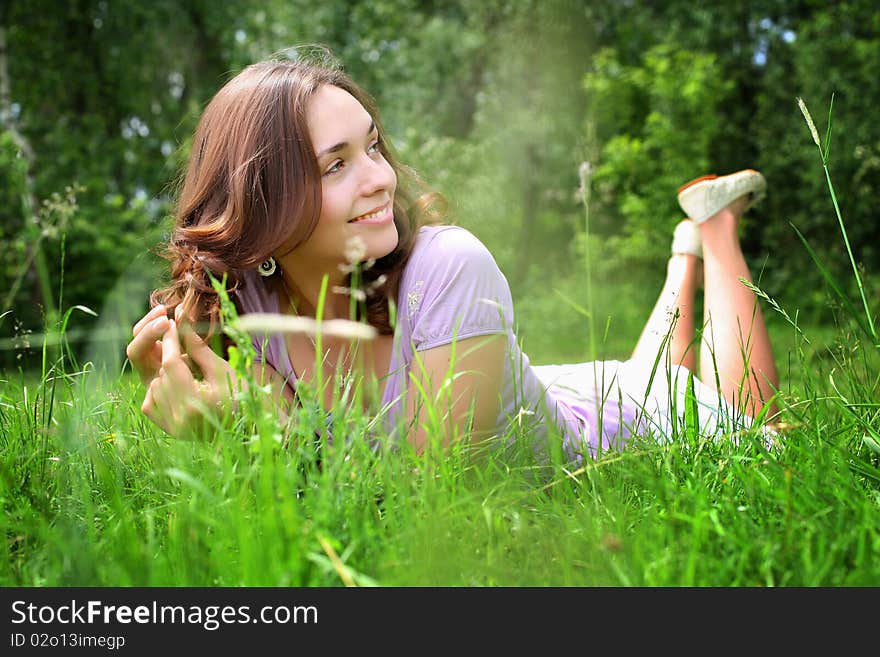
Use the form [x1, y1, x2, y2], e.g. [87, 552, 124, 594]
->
[306, 84, 372, 149]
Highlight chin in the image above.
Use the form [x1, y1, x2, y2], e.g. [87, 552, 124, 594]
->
[365, 223, 400, 261]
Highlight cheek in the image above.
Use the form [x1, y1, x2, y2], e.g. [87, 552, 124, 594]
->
[386, 161, 398, 193]
[318, 185, 349, 224]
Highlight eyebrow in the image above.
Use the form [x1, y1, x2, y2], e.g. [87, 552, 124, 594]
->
[316, 121, 377, 159]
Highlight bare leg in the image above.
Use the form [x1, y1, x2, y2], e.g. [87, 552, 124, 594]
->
[632, 254, 701, 373]
[699, 197, 779, 420]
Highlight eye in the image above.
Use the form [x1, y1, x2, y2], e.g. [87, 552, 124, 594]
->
[368, 137, 382, 155]
[324, 160, 344, 176]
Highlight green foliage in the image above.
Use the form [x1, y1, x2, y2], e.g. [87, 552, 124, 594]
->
[584, 43, 732, 268]
[746, 4, 880, 313]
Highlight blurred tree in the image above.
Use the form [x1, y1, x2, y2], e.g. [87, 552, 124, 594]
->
[584, 44, 732, 268]
[582, 0, 880, 319]
[1, 0, 240, 368]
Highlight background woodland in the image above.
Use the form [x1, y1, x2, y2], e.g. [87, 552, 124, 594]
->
[2, 0, 878, 369]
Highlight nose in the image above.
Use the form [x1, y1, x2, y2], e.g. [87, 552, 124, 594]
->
[359, 154, 396, 197]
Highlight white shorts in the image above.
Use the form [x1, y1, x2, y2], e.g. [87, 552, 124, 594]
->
[532, 357, 766, 445]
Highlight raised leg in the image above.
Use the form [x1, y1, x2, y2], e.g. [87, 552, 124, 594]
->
[631, 253, 701, 373]
[699, 196, 779, 420]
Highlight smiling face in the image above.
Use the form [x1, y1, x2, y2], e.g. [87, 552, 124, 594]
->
[279, 84, 399, 274]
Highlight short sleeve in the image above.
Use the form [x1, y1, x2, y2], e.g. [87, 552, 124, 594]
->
[406, 227, 514, 351]
[233, 270, 295, 386]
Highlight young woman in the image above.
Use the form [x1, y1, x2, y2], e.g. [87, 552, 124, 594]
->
[126, 52, 779, 463]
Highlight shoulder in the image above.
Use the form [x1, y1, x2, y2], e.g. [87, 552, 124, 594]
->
[406, 224, 499, 278]
[414, 224, 493, 257]
[400, 224, 514, 343]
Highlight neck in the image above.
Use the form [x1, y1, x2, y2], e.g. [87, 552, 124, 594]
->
[278, 265, 350, 320]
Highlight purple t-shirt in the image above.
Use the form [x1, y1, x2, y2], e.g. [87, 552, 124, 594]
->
[235, 225, 639, 461]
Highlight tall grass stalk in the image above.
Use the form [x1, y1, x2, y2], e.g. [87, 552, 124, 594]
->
[795, 96, 880, 466]
[578, 161, 597, 361]
[797, 96, 876, 343]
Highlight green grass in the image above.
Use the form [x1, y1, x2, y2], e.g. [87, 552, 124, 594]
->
[1, 302, 878, 586]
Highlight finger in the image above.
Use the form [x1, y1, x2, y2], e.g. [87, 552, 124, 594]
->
[161, 320, 200, 393]
[147, 378, 178, 435]
[128, 316, 169, 360]
[133, 304, 167, 336]
[141, 384, 168, 431]
[141, 384, 154, 415]
[161, 319, 183, 366]
[180, 324, 221, 377]
[143, 378, 165, 426]
[126, 317, 170, 383]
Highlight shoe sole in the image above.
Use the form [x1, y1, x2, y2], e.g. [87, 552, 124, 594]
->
[677, 169, 766, 223]
[677, 174, 719, 194]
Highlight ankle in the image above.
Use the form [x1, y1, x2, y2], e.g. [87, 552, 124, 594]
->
[699, 210, 739, 246]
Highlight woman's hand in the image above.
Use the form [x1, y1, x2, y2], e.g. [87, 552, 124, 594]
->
[126, 304, 170, 385]
[128, 306, 241, 437]
[145, 319, 241, 437]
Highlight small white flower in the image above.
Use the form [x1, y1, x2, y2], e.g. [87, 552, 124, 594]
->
[343, 235, 367, 265]
[515, 406, 535, 428]
[332, 285, 366, 302]
[367, 274, 388, 294]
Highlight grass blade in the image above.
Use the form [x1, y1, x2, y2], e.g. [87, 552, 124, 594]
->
[790, 223, 871, 341]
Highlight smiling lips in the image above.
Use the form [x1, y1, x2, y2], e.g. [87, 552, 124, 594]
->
[348, 202, 392, 225]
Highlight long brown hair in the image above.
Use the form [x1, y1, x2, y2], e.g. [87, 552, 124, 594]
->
[151, 47, 444, 341]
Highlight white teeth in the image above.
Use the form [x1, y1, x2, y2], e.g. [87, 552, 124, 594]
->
[351, 206, 386, 222]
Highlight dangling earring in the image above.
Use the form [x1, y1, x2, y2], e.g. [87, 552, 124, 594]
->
[258, 256, 277, 277]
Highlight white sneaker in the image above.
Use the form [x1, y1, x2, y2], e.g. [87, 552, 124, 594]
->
[671, 219, 702, 258]
[677, 169, 767, 224]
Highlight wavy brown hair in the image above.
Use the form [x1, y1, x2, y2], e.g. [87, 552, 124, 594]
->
[151, 47, 444, 343]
